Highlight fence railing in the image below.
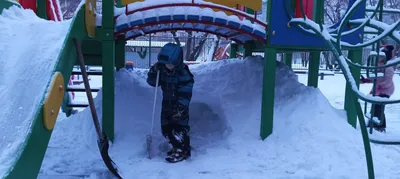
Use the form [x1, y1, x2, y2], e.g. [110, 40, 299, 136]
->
[125, 32, 218, 68]
[125, 33, 398, 72]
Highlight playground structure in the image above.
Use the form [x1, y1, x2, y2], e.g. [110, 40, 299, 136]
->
[14, 0, 62, 21]
[1, 0, 400, 178]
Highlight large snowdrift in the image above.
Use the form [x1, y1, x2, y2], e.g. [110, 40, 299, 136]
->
[41, 57, 399, 178]
[0, 6, 70, 177]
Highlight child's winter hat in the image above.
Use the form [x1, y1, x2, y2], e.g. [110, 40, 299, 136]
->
[381, 45, 394, 60]
[157, 43, 183, 68]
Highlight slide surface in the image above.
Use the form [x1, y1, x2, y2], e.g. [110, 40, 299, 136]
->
[0, 4, 87, 179]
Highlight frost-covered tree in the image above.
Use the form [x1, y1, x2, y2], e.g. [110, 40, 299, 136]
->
[324, 0, 349, 25]
[59, 0, 81, 19]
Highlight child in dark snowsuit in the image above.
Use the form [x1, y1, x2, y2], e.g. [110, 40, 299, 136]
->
[147, 43, 194, 163]
[361, 45, 396, 132]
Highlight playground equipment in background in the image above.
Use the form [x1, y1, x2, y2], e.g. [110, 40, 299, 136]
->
[125, 61, 134, 70]
[214, 44, 243, 60]
[230, 1, 398, 179]
[363, 44, 400, 144]
[2, 0, 400, 178]
[1, 0, 268, 178]
[17, 0, 63, 21]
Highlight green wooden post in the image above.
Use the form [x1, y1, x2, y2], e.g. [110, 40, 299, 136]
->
[243, 41, 255, 57]
[306, 0, 324, 88]
[101, 0, 115, 141]
[313, 0, 324, 24]
[245, 7, 255, 23]
[284, 53, 293, 69]
[115, 0, 125, 8]
[36, 0, 47, 19]
[344, 49, 362, 128]
[260, 47, 277, 140]
[307, 51, 320, 87]
[229, 43, 238, 58]
[242, 7, 256, 57]
[149, 34, 152, 67]
[115, 37, 126, 71]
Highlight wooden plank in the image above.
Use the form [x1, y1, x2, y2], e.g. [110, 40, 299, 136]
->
[85, 0, 96, 38]
[205, 0, 262, 11]
[66, 87, 100, 92]
[72, 71, 103, 75]
[68, 104, 89, 108]
[43, 72, 65, 130]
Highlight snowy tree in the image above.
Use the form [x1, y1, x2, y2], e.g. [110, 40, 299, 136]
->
[324, 0, 350, 25]
[59, 0, 81, 19]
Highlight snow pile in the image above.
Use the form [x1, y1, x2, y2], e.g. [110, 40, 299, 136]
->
[0, 6, 71, 177]
[39, 56, 399, 178]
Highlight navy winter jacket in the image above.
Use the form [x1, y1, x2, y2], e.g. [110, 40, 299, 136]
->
[146, 43, 194, 108]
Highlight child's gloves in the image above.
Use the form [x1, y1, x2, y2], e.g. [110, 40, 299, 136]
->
[360, 75, 371, 84]
[150, 62, 164, 73]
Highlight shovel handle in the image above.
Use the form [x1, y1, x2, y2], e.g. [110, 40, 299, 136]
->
[73, 38, 103, 139]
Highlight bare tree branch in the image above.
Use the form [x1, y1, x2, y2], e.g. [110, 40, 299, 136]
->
[188, 33, 208, 61]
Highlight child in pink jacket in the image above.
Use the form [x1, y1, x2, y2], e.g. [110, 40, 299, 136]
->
[360, 45, 395, 132]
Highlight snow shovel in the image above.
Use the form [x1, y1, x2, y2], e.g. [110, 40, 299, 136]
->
[73, 38, 122, 179]
[147, 69, 160, 159]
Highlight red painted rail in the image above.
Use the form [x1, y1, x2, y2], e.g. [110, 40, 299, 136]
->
[119, 2, 268, 29]
[114, 19, 267, 44]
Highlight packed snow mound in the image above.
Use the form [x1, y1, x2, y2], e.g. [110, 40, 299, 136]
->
[43, 57, 380, 178]
[0, 6, 71, 177]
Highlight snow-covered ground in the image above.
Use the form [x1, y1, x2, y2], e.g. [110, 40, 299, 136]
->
[0, 6, 71, 177]
[2, 4, 400, 179]
[38, 58, 400, 179]
[298, 73, 400, 137]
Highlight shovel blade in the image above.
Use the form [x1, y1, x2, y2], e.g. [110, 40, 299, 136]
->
[98, 133, 123, 179]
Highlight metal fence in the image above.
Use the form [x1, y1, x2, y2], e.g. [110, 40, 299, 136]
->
[125, 32, 218, 69]
[125, 33, 398, 72]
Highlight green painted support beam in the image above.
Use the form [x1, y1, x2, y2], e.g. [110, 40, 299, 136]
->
[312, 0, 324, 25]
[245, 7, 255, 23]
[0, 0, 20, 14]
[101, 0, 116, 141]
[306, 1, 323, 88]
[115, 38, 126, 71]
[344, 49, 362, 128]
[260, 47, 277, 140]
[229, 43, 239, 58]
[243, 41, 255, 57]
[36, 0, 47, 19]
[284, 53, 293, 69]
[74, 54, 102, 66]
[253, 41, 267, 52]
[306, 0, 324, 87]
[82, 39, 102, 55]
[102, 41, 115, 141]
[307, 52, 320, 87]
[74, 39, 103, 66]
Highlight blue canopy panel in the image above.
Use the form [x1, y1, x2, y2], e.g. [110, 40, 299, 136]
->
[115, 13, 266, 44]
